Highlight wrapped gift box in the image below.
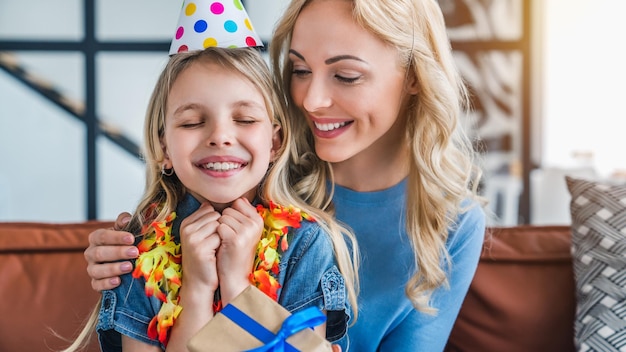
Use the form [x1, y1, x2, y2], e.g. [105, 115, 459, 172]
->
[187, 285, 332, 352]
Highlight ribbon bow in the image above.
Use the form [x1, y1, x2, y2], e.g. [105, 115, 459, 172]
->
[220, 304, 327, 352]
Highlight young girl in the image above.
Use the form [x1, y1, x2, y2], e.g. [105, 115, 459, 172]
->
[68, 47, 358, 352]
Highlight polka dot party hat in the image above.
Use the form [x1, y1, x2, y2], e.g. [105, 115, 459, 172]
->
[169, 0, 263, 55]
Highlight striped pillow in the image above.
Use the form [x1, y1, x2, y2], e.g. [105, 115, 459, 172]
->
[566, 177, 626, 352]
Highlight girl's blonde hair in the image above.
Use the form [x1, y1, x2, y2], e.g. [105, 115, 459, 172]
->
[270, 0, 483, 313]
[62, 47, 359, 351]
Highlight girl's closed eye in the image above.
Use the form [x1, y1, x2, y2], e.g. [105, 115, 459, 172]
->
[233, 117, 257, 125]
[232, 103, 268, 125]
[172, 104, 206, 128]
[179, 120, 204, 128]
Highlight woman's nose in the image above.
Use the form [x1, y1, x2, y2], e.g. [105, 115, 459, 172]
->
[301, 76, 332, 112]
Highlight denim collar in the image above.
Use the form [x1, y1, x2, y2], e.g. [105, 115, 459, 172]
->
[171, 193, 201, 240]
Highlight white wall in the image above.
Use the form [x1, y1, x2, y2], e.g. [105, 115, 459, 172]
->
[530, 0, 626, 225]
[0, 0, 175, 222]
[540, 0, 626, 178]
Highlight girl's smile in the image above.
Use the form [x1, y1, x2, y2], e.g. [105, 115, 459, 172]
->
[195, 156, 248, 178]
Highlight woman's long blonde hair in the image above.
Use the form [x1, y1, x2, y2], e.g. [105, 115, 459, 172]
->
[270, 0, 483, 313]
[62, 47, 359, 351]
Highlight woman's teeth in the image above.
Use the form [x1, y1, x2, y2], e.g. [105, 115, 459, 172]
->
[315, 121, 346, 131]
[204, 162, 242, 171]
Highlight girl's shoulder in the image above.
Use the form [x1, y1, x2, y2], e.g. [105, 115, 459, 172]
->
[282, 218, 334, 259]
[256, 202, 333, 257]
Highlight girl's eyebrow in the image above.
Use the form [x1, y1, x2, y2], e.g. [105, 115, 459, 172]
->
[231, 100, 266, 114]
[172, 103, 201, 117]
[232, 100, 264, 109]
[289, 49, 365, 65]
[172, 101, 264, 116]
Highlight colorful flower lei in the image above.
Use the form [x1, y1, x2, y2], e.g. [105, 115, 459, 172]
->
[132, 201, 313, 346]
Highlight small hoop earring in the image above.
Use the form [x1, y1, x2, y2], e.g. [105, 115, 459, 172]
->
[161, 164, 174, 176]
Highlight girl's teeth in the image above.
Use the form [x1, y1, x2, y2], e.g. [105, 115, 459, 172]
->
[315, 122, 346, 131]
[205, 162, 241, 171]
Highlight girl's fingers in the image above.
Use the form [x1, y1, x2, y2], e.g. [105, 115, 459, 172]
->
[229, 198, 258, 217]
[219, 199, 263, 237]
[180, 203, 220, 242]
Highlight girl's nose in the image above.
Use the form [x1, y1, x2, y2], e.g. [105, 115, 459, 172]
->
[301, 76, 332, 112]
[206, 121, 233, 147]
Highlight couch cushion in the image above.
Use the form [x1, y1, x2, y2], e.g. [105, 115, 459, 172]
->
[446, 225, 576, 352]
[0, 221, 113, 352]
[566, 177, 626, 352]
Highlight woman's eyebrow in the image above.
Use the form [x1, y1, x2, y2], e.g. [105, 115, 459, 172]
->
[288, 49, 305, 61]
[324, 55, 364, 65]
[289, 49, 364, 65]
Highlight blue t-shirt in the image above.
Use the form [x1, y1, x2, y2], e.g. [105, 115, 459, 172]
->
[332, 178, 485, 352]
[96, 194, 349, 351]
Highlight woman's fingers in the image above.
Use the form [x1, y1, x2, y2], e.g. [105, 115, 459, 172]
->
[87, 227, 135, 247]
[113, 212, 132, 231]
[84, 212, 135, 292]
[87, 262, 132, 291]
[84, 241, 137, 265]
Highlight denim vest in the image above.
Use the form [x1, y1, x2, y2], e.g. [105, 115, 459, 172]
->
[96, 194, 350, 351]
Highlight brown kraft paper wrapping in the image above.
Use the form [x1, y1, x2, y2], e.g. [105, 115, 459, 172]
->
[187, 285, 332, 352]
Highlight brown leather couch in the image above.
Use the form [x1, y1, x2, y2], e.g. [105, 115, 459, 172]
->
[445, 226, 576, 352]
[0, 222, 575, 352]
[0, 221, 112, 352]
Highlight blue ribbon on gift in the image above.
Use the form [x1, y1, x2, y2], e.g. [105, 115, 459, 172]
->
[220, 304, 327, 352]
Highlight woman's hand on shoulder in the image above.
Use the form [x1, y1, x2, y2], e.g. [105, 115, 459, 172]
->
[85, 212, 138, 291]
